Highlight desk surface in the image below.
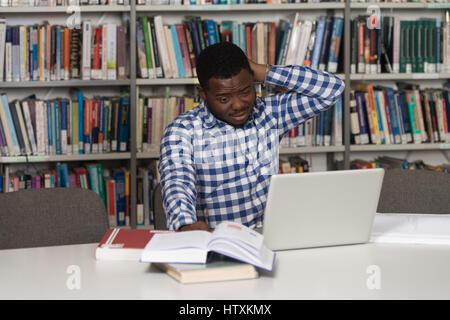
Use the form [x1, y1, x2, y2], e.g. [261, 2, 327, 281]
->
[1, 242, 449, 299]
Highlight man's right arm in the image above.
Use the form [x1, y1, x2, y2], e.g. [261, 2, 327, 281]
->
[158, 122, 198, 231]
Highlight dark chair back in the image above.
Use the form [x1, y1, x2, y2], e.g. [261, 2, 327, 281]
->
[377, 169, 450, 214]
[0, 188, 109, 250]
[152, 183, 168, 230]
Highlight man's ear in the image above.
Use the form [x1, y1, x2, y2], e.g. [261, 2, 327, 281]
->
[197, 85, 206, 101]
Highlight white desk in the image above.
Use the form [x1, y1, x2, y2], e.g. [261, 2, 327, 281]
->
[0, 242, 449, 300]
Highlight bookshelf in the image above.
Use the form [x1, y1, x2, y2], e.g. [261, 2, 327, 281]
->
[1, 1, 450, 229]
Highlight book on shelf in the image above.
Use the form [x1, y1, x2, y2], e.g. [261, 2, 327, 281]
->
[95, 228, 174, 261]
[154, 253, 258, 284]
[350, 156, 450, 172]
[140, 221, 275, 272]
[0, 162, 133, 226]
[0, 0, 131, 6]
[279, 155, 310, 174]
[136, 14, 344, 80]
[136, 93, 200, 153]
[350, 11, 450, 75]
[0, 19, 127, 83]
[279, 97, 343, 148]
[0, 92, 131, 157]
[350, 84, 450, 146]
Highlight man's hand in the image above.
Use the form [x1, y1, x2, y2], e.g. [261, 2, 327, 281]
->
[248, 59, 269, 83]
[179, 221, 212, 232]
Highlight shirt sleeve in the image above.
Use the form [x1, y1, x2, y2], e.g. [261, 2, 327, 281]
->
[158, 121, 197, 231]
[264, 65, 345, 136]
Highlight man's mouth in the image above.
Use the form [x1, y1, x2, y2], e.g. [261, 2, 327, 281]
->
[230, 110, 249, 121]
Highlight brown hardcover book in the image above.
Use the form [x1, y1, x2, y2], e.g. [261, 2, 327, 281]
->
[117, 25, 127, 80]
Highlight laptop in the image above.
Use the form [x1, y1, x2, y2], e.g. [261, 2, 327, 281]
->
[262, 169, 385, 251]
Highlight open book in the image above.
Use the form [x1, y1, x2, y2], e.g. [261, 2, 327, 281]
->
[141, 221, 275, 271]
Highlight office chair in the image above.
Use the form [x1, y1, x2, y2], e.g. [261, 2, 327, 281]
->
[0, 188, 109, 250]
[152, 183, 168, 230]
[377, 168, 450, 214]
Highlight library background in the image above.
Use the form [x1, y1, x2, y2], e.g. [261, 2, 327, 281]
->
[0, 0, 449, 229]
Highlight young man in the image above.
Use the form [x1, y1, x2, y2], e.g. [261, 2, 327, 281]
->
[159, 42, 345, 232]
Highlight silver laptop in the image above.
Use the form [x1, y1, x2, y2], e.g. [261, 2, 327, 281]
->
[262, 169, 385, 251]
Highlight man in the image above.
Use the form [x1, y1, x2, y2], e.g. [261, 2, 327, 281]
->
[159, 42, 345, 232]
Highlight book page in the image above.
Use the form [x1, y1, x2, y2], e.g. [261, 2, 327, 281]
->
[209, 221, 263, 251]
[144, 230, 212, 251]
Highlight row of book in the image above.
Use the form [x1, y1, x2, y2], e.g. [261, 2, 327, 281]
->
[140, 0, 344, 4]
[0, 0, 130, 5]
[0, 19, 127, 82]
[350, 84, 450, 145]
[0, 0, 346, 6]
[280, 98, 343, 148]
[351, 13, 450, 74]
[0, 92, 130, 157]
[136, 14, 344, 80]
[136, 93, 200, 153]
[350, 0, 450, 3]
[350, 156, 450, 173]
[0, 162, 158, 227]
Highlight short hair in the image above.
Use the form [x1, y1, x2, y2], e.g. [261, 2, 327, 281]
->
[196, 42, 253, 90]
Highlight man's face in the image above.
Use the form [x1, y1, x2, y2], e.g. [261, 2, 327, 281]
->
[197, 69, 256, 128]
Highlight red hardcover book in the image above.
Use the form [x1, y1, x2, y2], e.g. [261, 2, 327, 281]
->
[91, 27, 102, 80]
[95, 228, 174, 261]
[175, 24, 193, 78]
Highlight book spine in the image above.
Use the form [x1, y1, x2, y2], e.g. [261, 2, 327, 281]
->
[82, 21, 91, 80]
[170, 25, 185, 78]
[78, 92, 84, 154]
[84, 99, 91, 154]
[137, 18, 148, 79]
[327, 17, 344, 73]
[106, 24, 117, 80]
[60, 100, 68, 154]
[118, 97, 130, 152]
[141, 17, 153, 79]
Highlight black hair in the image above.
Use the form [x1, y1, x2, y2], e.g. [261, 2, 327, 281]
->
[196, 42, 253, 90]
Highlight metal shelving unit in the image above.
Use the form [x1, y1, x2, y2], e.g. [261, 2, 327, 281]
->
[2, 1, 450, 228]
[136, 3, 345, 12]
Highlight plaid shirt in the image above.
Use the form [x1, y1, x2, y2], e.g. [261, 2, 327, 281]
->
[158, 65, 345, 230]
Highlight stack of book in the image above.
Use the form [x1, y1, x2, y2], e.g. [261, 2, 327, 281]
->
[350, 12, 450, 74]
[0, 19, 127, 82]
[136, 14, 344, 79]
[350, 85, 450, 145]
[0, 92, 130, 157]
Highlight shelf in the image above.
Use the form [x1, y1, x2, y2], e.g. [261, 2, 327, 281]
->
[280, 146, 345, 154]
[0, 80, 131, 88]
[350, 143, 450, 152]
[137, 74, 345, 86]
[350, 73, 450, 81]
[351, 2, 450, 9]
[0, 5, 131, 13]
[136, 3, 346, 12]
[137, 78, 199, 86]
[137, 151, 160, 159]
[0, 152, 131, 164]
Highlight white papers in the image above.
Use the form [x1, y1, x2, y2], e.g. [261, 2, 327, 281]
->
[370, 213, 450, 245]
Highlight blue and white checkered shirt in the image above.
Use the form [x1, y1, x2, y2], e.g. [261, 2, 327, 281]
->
[158, 65, 345, 230]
